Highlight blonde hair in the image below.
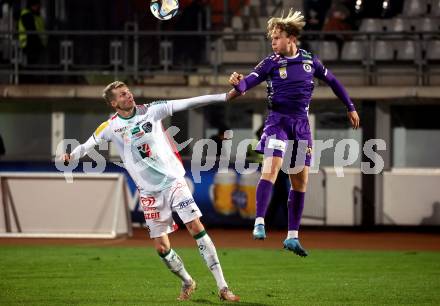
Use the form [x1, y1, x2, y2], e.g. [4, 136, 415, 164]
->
[102, 81, 127, 106]
[267, 9, 306, 38]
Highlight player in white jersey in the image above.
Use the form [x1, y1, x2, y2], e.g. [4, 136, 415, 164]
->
[61, 81, 240, 302]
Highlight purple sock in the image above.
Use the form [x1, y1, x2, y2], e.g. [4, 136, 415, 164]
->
[287, 190, 305, 231]
[255, 179, 273, 218]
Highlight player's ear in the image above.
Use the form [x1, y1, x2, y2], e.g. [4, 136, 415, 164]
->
[110, 99, 117, 108]
[290, 35, 297, 44]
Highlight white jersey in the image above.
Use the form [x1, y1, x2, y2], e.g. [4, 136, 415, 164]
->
[70, 94, 226, 192]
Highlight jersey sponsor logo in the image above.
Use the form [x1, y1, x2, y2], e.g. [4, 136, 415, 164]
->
[140, 196, 155, 207]
[278, 58, 287, 65]
[303, 63, 312, 73]
[279, 67, 287, 79]
[94, 121, 109, 136]
[150, 100, 167, 106]
[131, 126, 145, 138]
[142, 122, 153, 133]
[143, 206, 156, 212]
[178, 198, 195, 209]
[135, 118, 147, 126]
[144, 212, 160, 220]
[300, 49, 313, 59]
[114, 126, 128, 133]
[302, 59, 313, 64]
[137, 143, 152, 158]
[267, 138, 286, 152]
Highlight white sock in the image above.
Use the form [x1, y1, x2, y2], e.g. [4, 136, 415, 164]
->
[160, 249, 192, 285]
[195, 231, 228, 290]
[287, 230, 299, 239]
[255, 217, 265, 226]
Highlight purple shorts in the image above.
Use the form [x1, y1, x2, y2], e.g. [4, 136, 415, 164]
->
[255, 112, 312, 167]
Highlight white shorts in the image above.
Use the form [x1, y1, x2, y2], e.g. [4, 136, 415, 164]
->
[140, 179, 202, 239]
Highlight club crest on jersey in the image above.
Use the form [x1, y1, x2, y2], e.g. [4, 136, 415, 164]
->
[142, 122, 152, 133]
[303, 64, 312, 73]
[279, 67, 287, 79]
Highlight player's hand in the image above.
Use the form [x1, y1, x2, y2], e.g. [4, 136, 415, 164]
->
[61, 153, 71, 166]
[226, 88, 242, 101]
[348, 111, 360, 129]
[228, 72, 244, 86]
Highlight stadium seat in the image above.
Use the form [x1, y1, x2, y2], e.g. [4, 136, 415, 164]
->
[413, 17, 438, 32]
[373, 40, 394, 61]
[359, 18, 384, 33]
[387, 17, 411, 33]
[426, 40, 440, 60]
[413, 18, 439, 39]
[431, 0, 440, 17]
[231, 16, 244, 31]
[341, 41, 365, 61]
[236, 40, 262, 52]
[403, 0, 427, 17]
[395, 40, 417, 61]
[317, 41, 338, 61]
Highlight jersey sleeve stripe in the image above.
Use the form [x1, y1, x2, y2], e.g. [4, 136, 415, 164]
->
[94, 121, 109, 136]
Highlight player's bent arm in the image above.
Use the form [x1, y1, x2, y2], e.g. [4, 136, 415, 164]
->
[320, 70, 356, 112]
[313, 56, 355, 112]
[233, 72, 265, 94]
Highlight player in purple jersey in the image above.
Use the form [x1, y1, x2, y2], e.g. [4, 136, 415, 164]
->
[229, 10, 360, 256]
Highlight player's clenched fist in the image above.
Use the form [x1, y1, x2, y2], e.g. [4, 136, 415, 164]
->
[61, 153, 71, 166]
[228, 72, 243, 86]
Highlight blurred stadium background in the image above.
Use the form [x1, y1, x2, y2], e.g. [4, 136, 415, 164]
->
[0, 0, 440, 304]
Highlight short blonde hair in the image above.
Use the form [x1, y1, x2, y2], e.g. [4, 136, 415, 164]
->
[102, 81, 127, 106]
[267, 9, 306, 38]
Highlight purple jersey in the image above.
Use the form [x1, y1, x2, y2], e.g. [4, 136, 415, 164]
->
[234, 49, 356, 117]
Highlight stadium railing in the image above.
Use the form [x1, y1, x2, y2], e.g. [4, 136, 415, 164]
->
[0, 30, 439, 86]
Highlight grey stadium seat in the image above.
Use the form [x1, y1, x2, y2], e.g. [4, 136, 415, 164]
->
[395, 40, 417, 61]
[413, 18, 439, 39]
[431, 0, 440, 17]
[341, 41, 365, 61]
[426, 40, 440, 60]
[403, 0, 427, 17]
[413, 17, 439, 32]
[359, 18, 384, 33]
[374, 40, 394, 61]
[317, 41, 338, 61]
[387, 18, 411, 33]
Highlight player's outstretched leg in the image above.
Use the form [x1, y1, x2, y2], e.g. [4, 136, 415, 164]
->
[158, 245, 196, 300]
[253, 179, 273, 240]
[193, 230, 240, 302]
[284, 189, 308, 257]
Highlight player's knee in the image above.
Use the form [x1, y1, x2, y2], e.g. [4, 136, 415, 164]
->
[185, 218, 204, 235]
[154, 239, 170, 255]
[260, 171, 278, 183]
[155, 244, 170, 255]
[291, 176, 308, 191]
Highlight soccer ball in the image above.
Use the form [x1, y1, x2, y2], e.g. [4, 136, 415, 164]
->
[150, 0, 179, 20]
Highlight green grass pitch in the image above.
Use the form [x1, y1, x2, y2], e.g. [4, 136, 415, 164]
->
[1, 245, 439, 305]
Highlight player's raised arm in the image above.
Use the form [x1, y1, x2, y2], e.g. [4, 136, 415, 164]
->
[61, 121, 110, 164]
[147, 89, 241, 121]
[313, 56, 360, 129]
